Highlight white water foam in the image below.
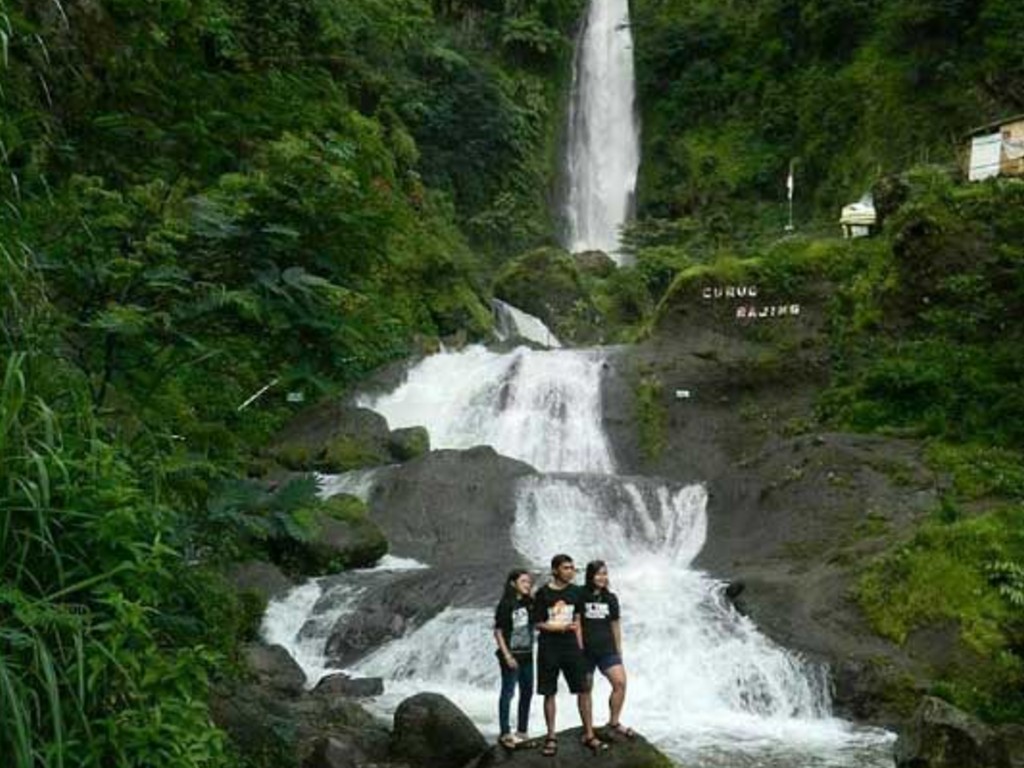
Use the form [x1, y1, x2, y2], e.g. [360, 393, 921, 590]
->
[261, 580, 363, 688]
[564, 0, 641, 262]
[492, 299, 562, 349]
[357, 345, 614, 474]
[317, 467, 384, 502]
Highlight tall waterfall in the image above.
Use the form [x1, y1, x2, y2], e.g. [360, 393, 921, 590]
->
[564, 0, 641, 262]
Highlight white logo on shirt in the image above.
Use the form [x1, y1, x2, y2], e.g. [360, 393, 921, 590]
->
[547, 600, 575, 627]
[585, 602, 610, 620]
[512, 607, 529, 629]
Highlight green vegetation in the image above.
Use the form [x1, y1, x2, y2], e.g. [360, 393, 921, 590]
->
[632, 0, 1024, 223]
[3, 0, 1024, 759]
[635, 374, 668, 461]
[856, 505, 1024, 722]
[1, 0, 583, 764]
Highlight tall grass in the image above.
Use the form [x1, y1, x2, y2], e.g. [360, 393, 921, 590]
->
[1, 350, 80, 768]
[2, 253, 230, 766]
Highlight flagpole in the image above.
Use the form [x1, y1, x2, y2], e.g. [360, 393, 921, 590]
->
[785, 159, 795, 232]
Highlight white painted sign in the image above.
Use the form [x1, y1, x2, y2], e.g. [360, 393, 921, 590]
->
[736, 305, 801, 319]
[969, 132, 1002, 181]
[702, 285, 758, 300]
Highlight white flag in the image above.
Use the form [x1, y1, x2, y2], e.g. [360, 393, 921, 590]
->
[786, 165, 794, 201]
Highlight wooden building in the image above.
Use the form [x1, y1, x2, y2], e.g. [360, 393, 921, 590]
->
[965, 114, 1024, 181]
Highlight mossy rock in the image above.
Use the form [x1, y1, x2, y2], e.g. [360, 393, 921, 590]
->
[388, 426, 430, 462]
[493, 246, 589, 326]
[322, 435, 390, 472]
[575, 249, 617, 277]
[428, 281, 494, 339]
[306, 495, 388, 573]
[268, 403, 392, 472]
[493, 246, 605, 343]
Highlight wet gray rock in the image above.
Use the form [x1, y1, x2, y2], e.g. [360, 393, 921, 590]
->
[366, 446, 535, 566]
[225, 560, 293, 602]
[468, 727, 673, 768]
[303, 736, 370, 768]
[211, 680, 388, 768]
[324, 564, 506, 667]
[895, 696, 1011, 768]
[313, 672, 384, 699]
[390, 693, 487, 768]
[243, 642, 306, 697]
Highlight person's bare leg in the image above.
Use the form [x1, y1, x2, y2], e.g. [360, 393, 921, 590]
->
[605, 665, 627, 726]
[544, 694, 557, 737]
[577, 690, 595, 739]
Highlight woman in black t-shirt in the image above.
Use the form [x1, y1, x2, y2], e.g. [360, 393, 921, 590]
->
[493, 569, 535, 749]
[581, 560, 636, 740]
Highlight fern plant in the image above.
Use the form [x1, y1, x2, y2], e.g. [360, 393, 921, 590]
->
[986, 560, 1024, 608]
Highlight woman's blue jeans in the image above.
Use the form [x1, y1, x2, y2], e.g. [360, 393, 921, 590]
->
[498, 658, 533, 735]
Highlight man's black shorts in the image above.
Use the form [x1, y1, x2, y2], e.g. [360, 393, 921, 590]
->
[537, 642, 589, 696]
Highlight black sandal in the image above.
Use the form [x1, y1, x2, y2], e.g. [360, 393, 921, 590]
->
[542, 736, 558, 757]
[581, 734, 609, 753]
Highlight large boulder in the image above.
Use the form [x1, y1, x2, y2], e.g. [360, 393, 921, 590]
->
[390, 693, 487, 768]
[225, 560, 293, 602]
[242, 642, 306, 697]
[575, 250, 617, 278]
[366, 446, 534, 566]
[493, 246, 604, 343]
[324, 564, 501, 667]
[894, 696, 1011, 768]
[210, 680, 389, 768]
[313, 672, 384, 699]
[269, 403, 392, 472]
[469, 727, 673, 768]
[297, 494, 388, 573]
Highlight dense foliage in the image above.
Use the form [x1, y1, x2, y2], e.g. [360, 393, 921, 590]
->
[3, 0, 1024, 762]
[1, 0, 582, 764]
[632, 0, 1024, 223]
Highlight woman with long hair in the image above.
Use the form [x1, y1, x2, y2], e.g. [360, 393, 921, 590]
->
[493, 569, 535, 749]
[581, 560, 635, 740]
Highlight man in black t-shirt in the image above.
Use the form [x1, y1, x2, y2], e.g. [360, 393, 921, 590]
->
[532, 554, 606, 756]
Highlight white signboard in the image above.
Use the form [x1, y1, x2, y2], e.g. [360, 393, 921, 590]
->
[969, 133, 1002, 181]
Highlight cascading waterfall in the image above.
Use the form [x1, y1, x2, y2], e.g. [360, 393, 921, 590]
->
[293, 342, 890, 766]
[262, 2, 895, 759]
[564, 0, 641, 262]
[358, 345, 614, 474]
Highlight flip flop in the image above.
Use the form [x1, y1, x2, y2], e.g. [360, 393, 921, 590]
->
[542, 736, 558, 757]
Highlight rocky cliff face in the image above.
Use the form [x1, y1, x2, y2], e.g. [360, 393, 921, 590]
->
[600, 269, 941, 726]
